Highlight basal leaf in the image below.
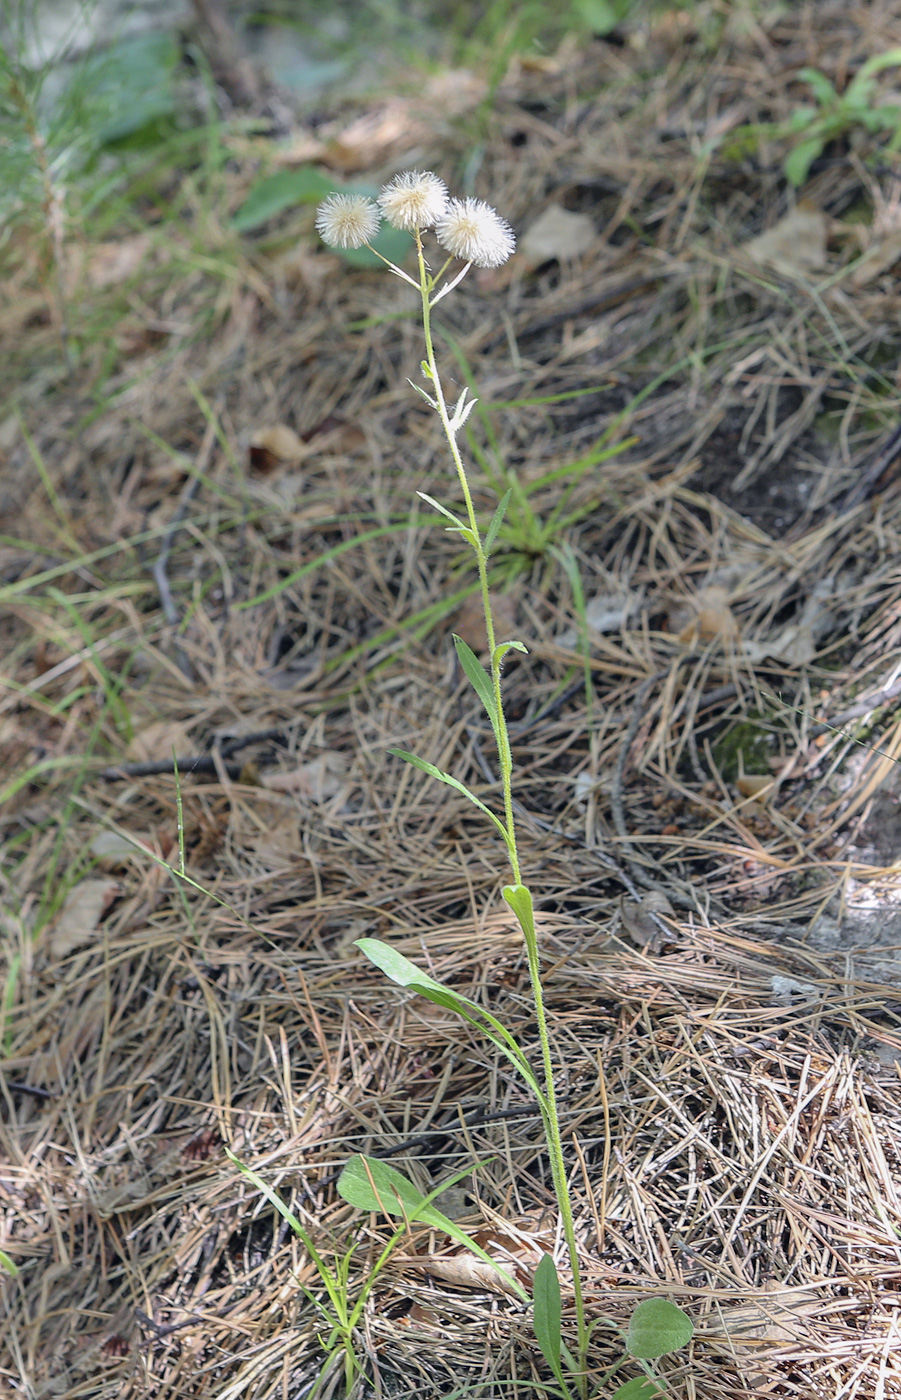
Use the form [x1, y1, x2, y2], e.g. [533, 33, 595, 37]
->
[532, 1253, 564, 1384]
[610, 1379, 664, 1400]
[337, 1155, 529, 1300]
[232, 167, 334, 231]
[625, 1298, 694, 1360]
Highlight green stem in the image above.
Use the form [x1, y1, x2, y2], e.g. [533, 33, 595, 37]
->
[416, 232, 520, 885]
[514, 886, 588, 1393]
[415, 231, 587, 1392]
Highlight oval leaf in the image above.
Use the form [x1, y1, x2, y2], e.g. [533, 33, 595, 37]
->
[610, 1379, 663, 1400]
[626, 1298, 694, 1360]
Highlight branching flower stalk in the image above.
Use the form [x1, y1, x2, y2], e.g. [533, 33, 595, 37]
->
[319, 172, 592, 1386]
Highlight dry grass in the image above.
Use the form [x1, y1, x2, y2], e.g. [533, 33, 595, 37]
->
[3, 2, 901, 1396]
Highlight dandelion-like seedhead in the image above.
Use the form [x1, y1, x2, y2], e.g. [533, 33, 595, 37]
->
[378, 170, 448, 231]
[435, 197, 516, 268]
[315, 193, 380, 250]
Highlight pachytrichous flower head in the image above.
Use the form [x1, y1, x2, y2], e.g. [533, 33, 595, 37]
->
[315, 193, 381, 249]
[378, 170, 449, 231]
[434, 197, 515, 268]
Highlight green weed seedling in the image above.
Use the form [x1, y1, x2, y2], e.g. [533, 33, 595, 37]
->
[723, 48, 901, 186]
[315, 174, 693, 1396]
[228, 1149, 524, 1397]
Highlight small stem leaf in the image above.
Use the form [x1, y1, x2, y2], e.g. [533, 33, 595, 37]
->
[503, 883, 536, 943]
[610, 1380, 664, 1400]
[533, 1254, 568, 1391]
[337, 1155, 529, 1301]
[389, 748, 513, 852]
[625, 1299, 694, 1360]
[408, 380, 438, 409]
[453, 634, 498, 726]
[417, 491, 467, 529]
[421, 359, 434, 380]
[484, 487, 512, 555]
[492, 639, 528, 669]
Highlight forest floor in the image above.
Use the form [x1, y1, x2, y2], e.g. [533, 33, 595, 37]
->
[2, 2, 901, 1397]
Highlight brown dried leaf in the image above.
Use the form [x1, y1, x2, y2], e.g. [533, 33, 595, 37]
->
[127, 720, 192, 764]
[740, 200, 828, 279]
[520, 203, 597, 266]
[737, 774, 774, 802]
[453, 591, 519, 657]
[619, 891, 675, 953]
[261, 751, 348, 802]
[403, 1251, 524, 1296]
[248, 423, 307, 473]
[46, 880, 120, 958]
[90, 830, 155, 866]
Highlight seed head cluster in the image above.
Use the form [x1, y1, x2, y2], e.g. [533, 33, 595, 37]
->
[316, 170, 515, 267]
[378, 170, 448, 231]
[435, 198, 516, 269]
[314, 193, 380, 250]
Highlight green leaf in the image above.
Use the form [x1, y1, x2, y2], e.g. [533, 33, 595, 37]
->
[610, 1379, 664, 1400]
[354, 938, 546, 1105]
[503, 883, 536, 943]
[417, 492, 467, 529]
[232, 167, 335, 231]
[484, 488, 512, 555]
[409, 382, 438, 409]
[0, 1249, 19, 1277]
[625, 1299, 694, 1360]
[784, 135, 825, 186]
[388, 748, 512, 851]
[89, 32, 178, 145]
[573, 0, 628, 36]
[492, 639, 528, 669]
[341, 223, 412, 269]
[337, 1155, 529, 1301]
[798, 67, 837, 107]
[453, 634, 497, 727]
[532, 1254, 565, 1385]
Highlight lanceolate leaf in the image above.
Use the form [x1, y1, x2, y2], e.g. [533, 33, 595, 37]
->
[532, 1254, 566, 1390]
[388, 748, 512, 853]
[484, 488, 512, 555]
[417, 492, 467, 529]
[354, 938, 546, 1104]
[453, 634, 498, 731]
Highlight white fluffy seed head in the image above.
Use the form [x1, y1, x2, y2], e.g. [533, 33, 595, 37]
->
[378, 170, 449, 231]
[435, 197, 516, 268]
[315, 193, 381, 249]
